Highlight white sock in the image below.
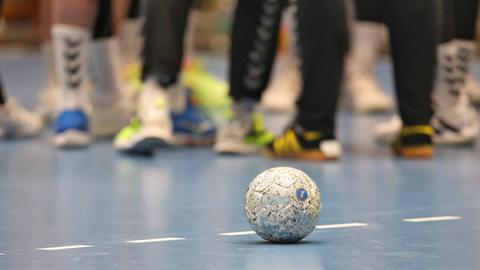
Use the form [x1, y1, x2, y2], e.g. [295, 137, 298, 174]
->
[41, 42, 58, 90]
[232, 99, 256, 125]
[167, 84, 186, 113]
[140, 78, 169, 111]
[120, 18, 144, 65]
[346, 21, 384, 77]
[51, 24, 91, 111]
[89, 37, 125, 103]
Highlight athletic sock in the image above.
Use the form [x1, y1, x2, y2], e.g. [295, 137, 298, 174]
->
[89, 37, 125, 103]
[41, 42, 58, 91]
[51, 24, 91, 111]
[232, 98, 256, 125]
[120, 18, 144, 65]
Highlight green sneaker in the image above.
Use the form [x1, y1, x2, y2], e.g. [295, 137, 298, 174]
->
[181, 59, 231, 116]
[114, 117, 170, 155]
[214, 113, 274, 155]
[114, 80, 173, 155]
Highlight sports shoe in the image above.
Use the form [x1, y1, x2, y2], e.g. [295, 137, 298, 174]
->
[171, 92, 217, 146]
[343, 22, 394, 113]
[261, 56, 300, 112]
[263, 123, 341, 160]
[181, 60, 231, 113]
[465, 73, 480, 105]
[0, 99, 43, 140]
[376, 41, 480, 146]
[90, 37, 135, 137]
[392, 125, 434, 159]
[214, 112, 273, 155]
[52, 109, 91, 147]
[37, 85, 61, 124]
[455, 40, 480, 105]
[374, 115, 402, 145]
[432, 41, 479, 145]
[375, 114, 479, 146]
[36, 42, 61, 124]
[343, 74, 394, 113]
[114, 80, 172, 155]
[51, 24, 92, 148]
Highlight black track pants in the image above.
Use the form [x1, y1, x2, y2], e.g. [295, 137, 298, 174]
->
[356, 0, 438, 126]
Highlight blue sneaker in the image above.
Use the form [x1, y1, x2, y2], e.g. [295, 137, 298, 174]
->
[53, 109, 91, 148]
[171, 93, 217, 146]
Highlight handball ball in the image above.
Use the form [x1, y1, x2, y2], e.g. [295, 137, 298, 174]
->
[244, 167, 322, 243]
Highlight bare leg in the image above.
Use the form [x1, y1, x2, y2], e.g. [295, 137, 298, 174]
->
[51, 0, 97, 27]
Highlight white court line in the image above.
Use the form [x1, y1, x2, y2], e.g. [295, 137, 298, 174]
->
[403, 216, 461, 223]
[126, 237, 186, 244]
[218, 231, 255, 236]
[0, 253, 4, 255]
[37, 245, 94, 251]
[219, 223, 368, 237]
[316, 223, 368, 230]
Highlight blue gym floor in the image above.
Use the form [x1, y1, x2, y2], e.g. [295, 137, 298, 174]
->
[1, 52, 480, 270]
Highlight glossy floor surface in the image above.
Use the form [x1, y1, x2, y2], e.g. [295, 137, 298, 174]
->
[1, 53, 480, 269]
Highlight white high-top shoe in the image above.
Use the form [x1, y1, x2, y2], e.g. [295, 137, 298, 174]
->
[375, 41, 479, 145]
[432, 41, 479, 145]
[51, 25, 92, 148]
[89, 37, 135, 137]
[0, 99, 43, 140]
[457, 41, 480, 105]
[114, 79, 173, 155]
[343, 22, 394, 113]
[261, 55, 300, 112]
[36, 43, 61, 124]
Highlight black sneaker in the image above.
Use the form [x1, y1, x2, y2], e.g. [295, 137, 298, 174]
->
[392, 125, 434, 158]
[263, 123, 341, 160]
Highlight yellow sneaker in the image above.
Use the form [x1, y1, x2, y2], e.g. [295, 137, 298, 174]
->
[263, 124, 341, 161]
[392, 125, 434, 159]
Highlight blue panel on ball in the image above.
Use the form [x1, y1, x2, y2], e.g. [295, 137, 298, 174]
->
[296, 188, 308, 201]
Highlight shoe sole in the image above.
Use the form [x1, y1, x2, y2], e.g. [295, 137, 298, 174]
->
[434, 129, 478, 146]
[351, 105, 394, 114]
[53, 130, 91, 149]
[435, 138, 476, 146]
[262, 149, 339, 161]
[171, 134, 215, 147]
[116, 127, 172, 155]
[214, 142, 259, 155]
[393, 146, 434, 159]
[121, 137, 168, 156]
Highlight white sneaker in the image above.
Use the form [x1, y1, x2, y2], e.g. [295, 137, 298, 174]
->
[51, 24, 93, 148]
[374, 115, 402, 145]
[432, 110, 479, 145]
[375, 41, 480, 146]
[36, 42, 61, 123]
[433, 41, 479, 145]
[37, 85, 61, 124]
[114, 79, 172, 155]
[343, 73, 394, 113]
[343, 22, 394, 113]
[261, 56, 300, 112]
[89, 37, 134, 137]
[215, 112, 273, 155]
[374, 112, 479, 146]
[466, 72, 480, 105]
[455, 40, 480, 105]
[0, 99, 43, 139]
